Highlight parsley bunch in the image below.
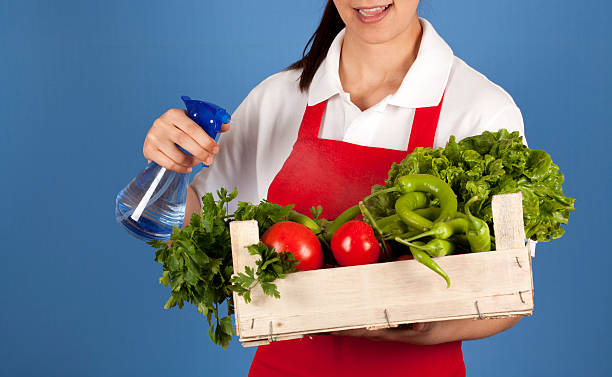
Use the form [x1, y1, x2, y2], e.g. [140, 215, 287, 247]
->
[149, 188, 298, 348]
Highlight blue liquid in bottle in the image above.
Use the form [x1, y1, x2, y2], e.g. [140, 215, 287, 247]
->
[115, 96, 230, 242]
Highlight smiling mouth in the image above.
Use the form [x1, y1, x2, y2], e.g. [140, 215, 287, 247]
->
[355, 3, 392, 17]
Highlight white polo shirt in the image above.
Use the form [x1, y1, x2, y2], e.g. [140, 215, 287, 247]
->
[191, 18, 525, 207]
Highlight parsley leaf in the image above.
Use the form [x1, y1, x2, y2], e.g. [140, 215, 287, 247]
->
[230, 242, 299, 303]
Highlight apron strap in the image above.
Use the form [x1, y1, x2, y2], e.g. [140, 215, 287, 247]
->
[407, 93, 445, 153]
[297, 101, 327, 139]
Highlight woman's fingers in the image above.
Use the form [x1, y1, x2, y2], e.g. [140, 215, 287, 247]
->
[157, 140, 200, 168]
[410, 322, 429, 332]
[330, 328, 391, 342]
[143, 108, 226, 172]
[220, 123, 230, 132]
[151, 147, 193, 174]
[164, 109, 219, 156]
[329, 322, 434, 343]
[166, 125, 215, 164]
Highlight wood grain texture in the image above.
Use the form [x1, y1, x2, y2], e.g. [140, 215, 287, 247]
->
[229, 220, 259, 337]
[230, 193, 534, 347]
[235, 247, 532, 342]
[492, 193, 526, 250]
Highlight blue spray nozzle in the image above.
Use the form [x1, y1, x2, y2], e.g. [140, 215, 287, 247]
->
[181, 96, 231, 140]
[216, 108, 231, 124]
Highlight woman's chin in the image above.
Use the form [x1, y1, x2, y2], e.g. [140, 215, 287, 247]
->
[347, 25, 407, 45]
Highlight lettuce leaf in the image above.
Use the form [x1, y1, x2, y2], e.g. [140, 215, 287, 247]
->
[378, 129, 575, 242]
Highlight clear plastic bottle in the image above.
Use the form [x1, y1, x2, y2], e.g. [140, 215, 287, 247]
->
[115, 96, 231, 241]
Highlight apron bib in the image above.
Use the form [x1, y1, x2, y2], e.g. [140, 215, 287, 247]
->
[250, 95, 465, 377]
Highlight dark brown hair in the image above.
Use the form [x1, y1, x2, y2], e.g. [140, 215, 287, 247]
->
[288, 1, 345, 91]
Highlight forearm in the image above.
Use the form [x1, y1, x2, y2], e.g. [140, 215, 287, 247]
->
[331, 316, 522, 345]
[403, 316, 522, 345]
[182, 186, 201, 228]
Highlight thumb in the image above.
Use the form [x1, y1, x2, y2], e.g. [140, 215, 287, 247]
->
[411, 322, 428, 332]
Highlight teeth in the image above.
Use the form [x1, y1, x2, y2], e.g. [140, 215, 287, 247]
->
[358, 5, 389, 16]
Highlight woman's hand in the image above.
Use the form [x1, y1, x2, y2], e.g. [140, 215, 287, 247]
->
[330, 316, 521, 345]
[143, 108, 230, 173]
[330, 322, 436, 345]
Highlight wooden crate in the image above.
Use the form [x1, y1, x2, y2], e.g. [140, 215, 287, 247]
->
[230, 193, 533, 347]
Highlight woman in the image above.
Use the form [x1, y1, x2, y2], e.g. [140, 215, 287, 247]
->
[143, 1, 524, 376]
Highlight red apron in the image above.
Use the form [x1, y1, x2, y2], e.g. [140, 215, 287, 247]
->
[251, 95, 465, 377]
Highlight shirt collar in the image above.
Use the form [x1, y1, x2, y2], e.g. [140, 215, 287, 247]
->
[307, 28, 345, 106]
[307, 18, 454, 109]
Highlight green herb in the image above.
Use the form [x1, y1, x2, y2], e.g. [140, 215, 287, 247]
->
[230, 242, 299, 303]
[373, 129, 575, 242]
[149, 187, 296, 348]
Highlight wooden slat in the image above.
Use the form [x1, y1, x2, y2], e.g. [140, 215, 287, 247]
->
[229, 220, 259, 337]
[230, 220, 259, 273]
[241, 304, 533, 346]
[242, 334, 305, 348]
[492, 193, 526, 250]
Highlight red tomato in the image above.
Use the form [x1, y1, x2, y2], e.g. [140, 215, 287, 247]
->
[330, 220, 380, 266]
[261, 221, 323, 271]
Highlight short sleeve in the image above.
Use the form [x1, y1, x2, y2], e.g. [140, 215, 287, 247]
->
[478, 104, 525, 138]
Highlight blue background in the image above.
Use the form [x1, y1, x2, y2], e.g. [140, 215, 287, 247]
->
[1, 0, 609, 376]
